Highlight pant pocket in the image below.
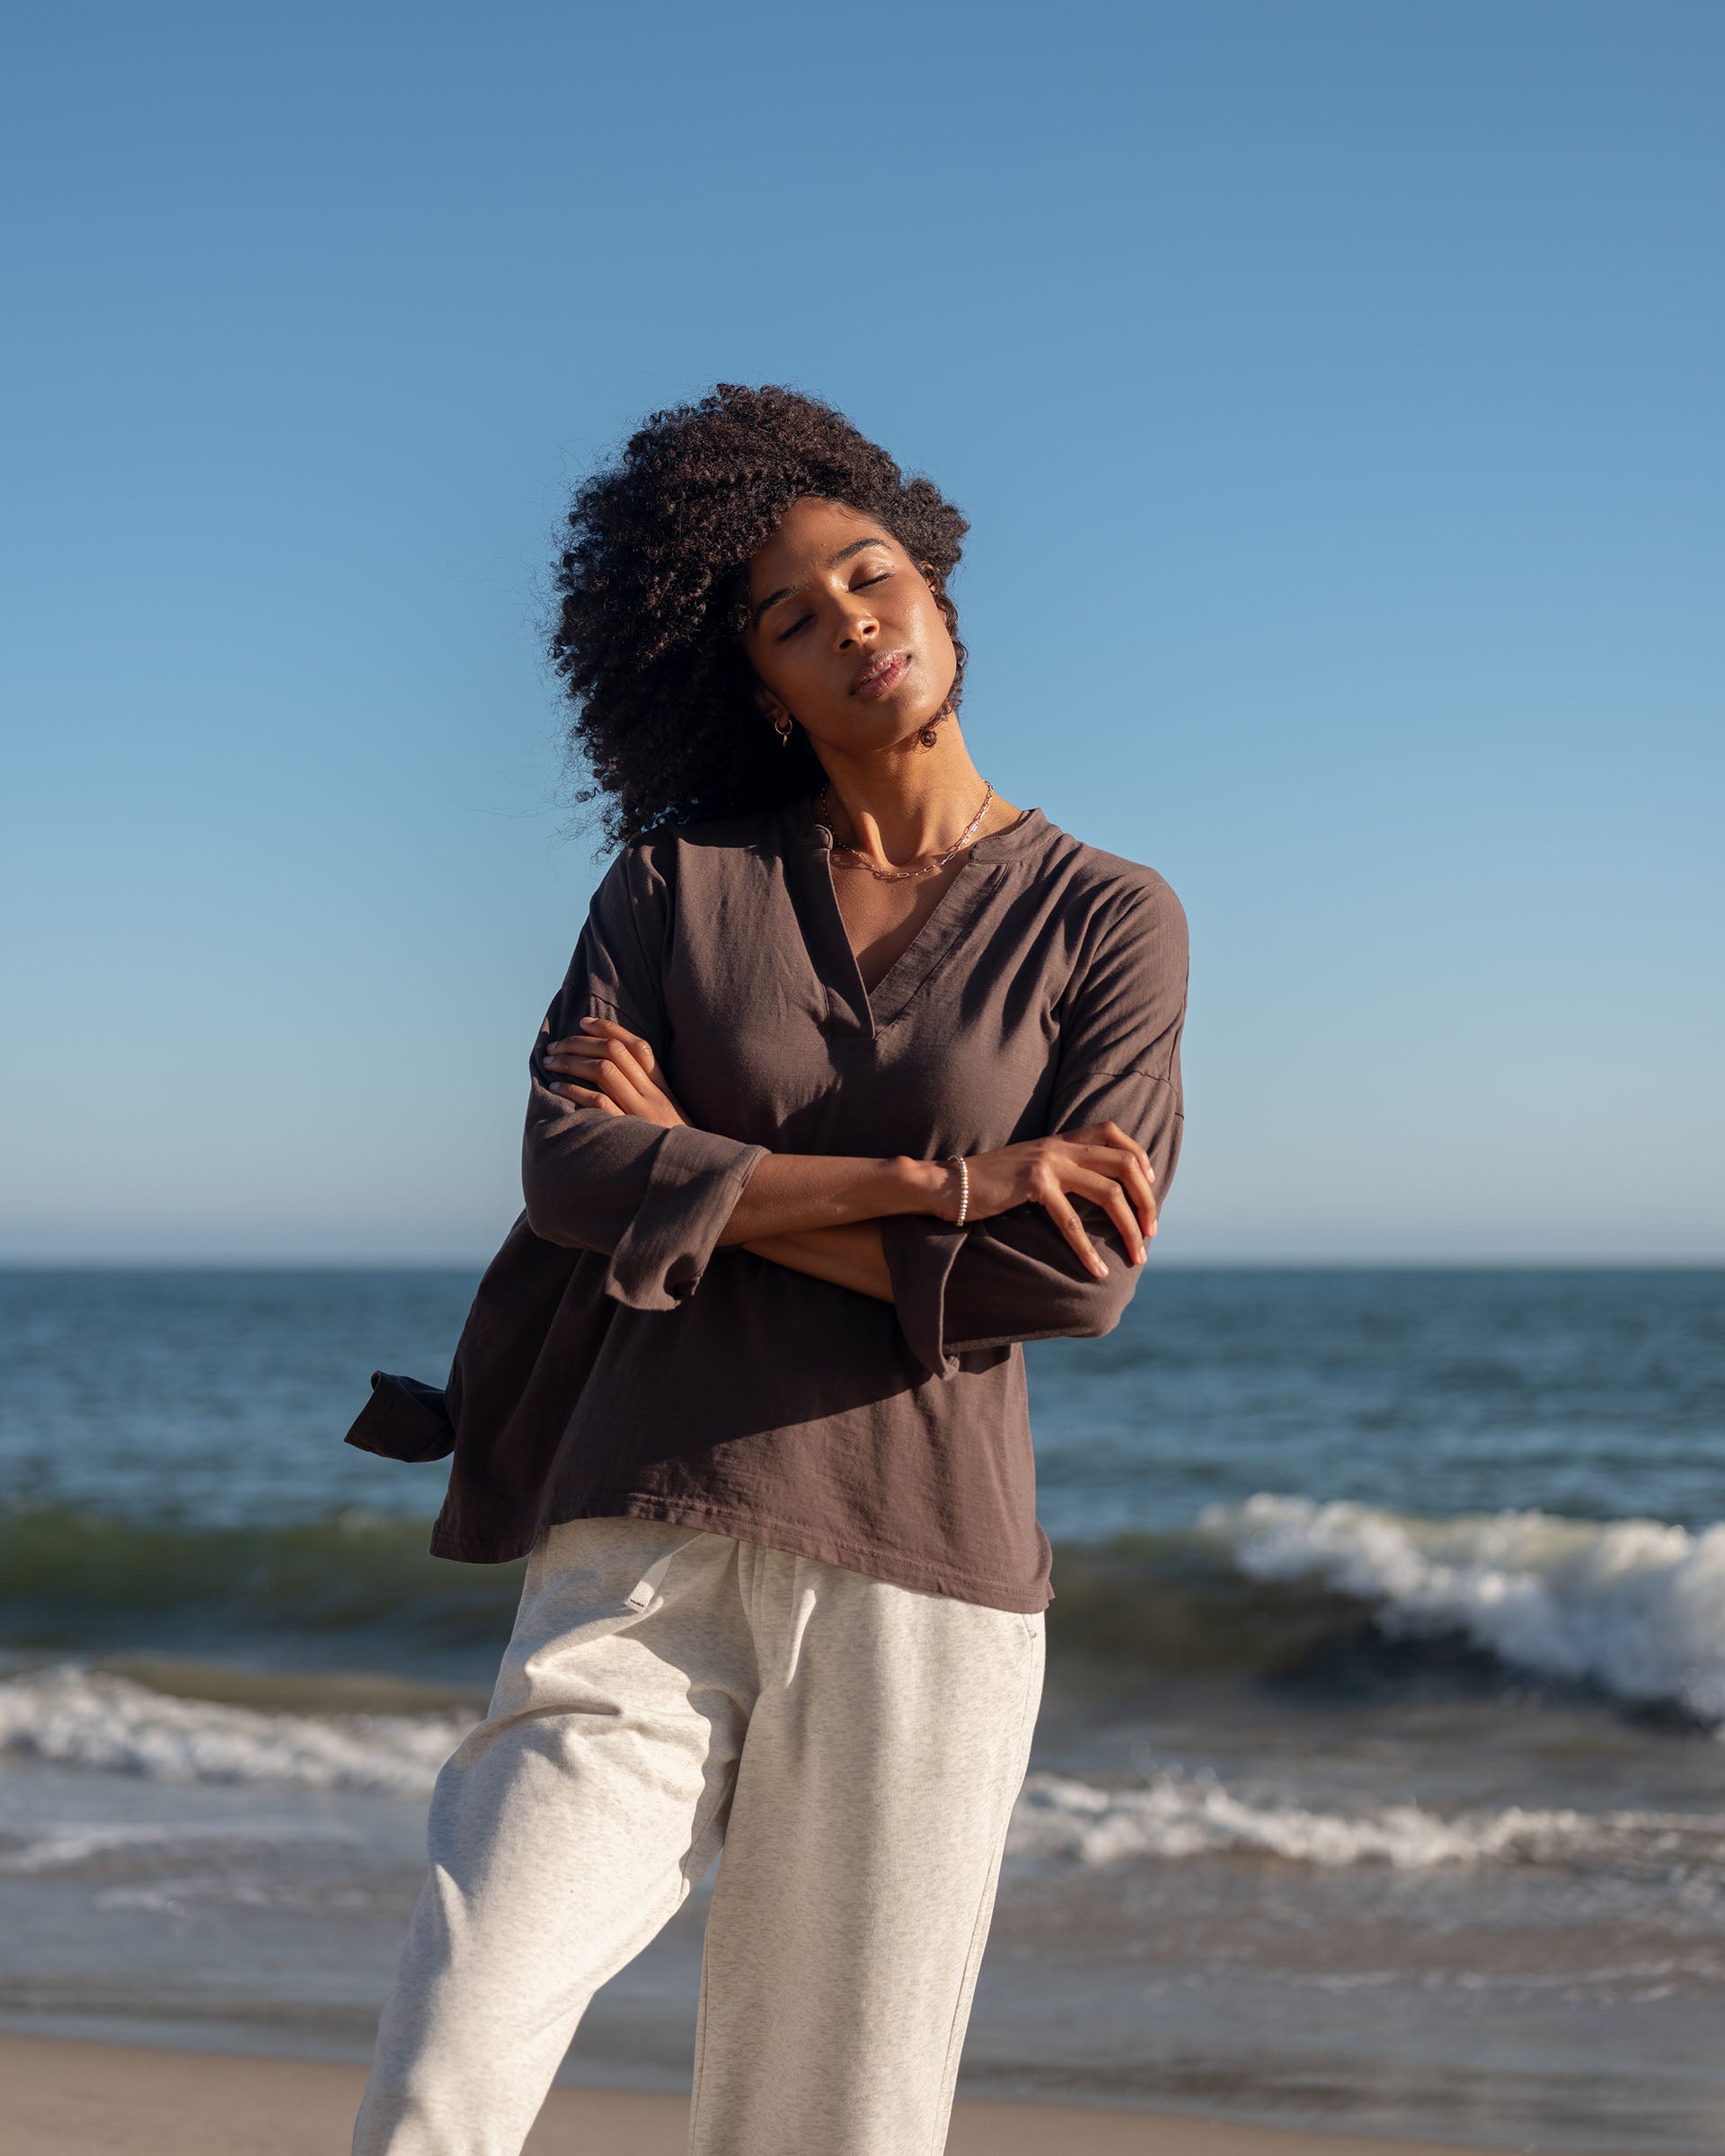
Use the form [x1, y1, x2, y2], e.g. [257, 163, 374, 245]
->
[518, 1517, 702, 1639]
[624, 1530, 708, 1612]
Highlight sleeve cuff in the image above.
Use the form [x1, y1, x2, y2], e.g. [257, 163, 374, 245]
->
[604, 1123, 769, 1312]
[343, 1371, 456, 1462]
[880, 1214, 969, 1378]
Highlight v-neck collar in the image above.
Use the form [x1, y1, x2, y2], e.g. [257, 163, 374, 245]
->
[780, 794, 1052, 1038]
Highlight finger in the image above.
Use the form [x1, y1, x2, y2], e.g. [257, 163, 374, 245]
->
[544, 1040, 627, 1072]
[1069, 1122, 1154, 1183]
[579, 1015, 658, 1078]
[551, 1039, 651, 1108]
[1110, 1152, 1158, 1237]
[1065, 1169, 1148, 1263]
[571, 1021, 688, 1123]
[1097, 1119, 1154, 1180]
[586, 1060, 649, 1115]
[548, 1081, 623, 1118]
[552, 1043, 647, 1113]
[1111, 1156, 1157, 1238]
[1036, 1188, 1110, 1280]
[1066, 1144, 1157, 1236]
[550, 1035, 630, 1062]
[547, 1029, 635, 1055]
[552, 1021, 647, 1074]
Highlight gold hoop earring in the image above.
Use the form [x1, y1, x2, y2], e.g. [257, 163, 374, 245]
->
[916, 566, 956, 747]
[918, 699, 953, 750]
[774, 712, 793, 747]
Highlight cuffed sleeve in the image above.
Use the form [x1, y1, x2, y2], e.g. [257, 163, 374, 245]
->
[885, 1074, 1182, 1375]
[885, 879, 1189, 1379]
[521, 843, 767, 1312]
[342, 1371, 456, 1462]
[602, 1120, 770, 1311]
[879, 1216, 968, 1376]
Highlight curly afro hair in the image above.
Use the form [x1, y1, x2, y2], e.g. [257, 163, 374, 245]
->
[550, 384, 969, 846]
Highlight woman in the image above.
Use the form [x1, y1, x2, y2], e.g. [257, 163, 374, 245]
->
[346, 384, 1187, 2156]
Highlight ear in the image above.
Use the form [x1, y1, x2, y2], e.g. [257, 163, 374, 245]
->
[753, 682, 788, 723]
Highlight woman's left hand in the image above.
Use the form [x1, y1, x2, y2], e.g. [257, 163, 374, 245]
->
[542, 1017, 687, 1128]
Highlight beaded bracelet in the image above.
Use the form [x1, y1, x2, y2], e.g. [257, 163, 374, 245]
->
[946, 1155, 970, 1228]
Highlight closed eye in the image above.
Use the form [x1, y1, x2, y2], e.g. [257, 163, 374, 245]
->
[774, 569, 893, 641]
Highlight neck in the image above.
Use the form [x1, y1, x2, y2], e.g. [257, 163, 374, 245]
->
[815, 731, 1011, 865]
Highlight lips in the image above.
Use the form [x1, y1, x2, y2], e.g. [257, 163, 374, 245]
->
[850, 649, 909, 699]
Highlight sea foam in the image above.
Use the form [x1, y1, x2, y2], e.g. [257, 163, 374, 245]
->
[1202, 1497, 1725, 1725]
[1005, 1770, 1723, 1870]
[0, 1665, 467, 1795]
[5, 1664, 1721, 1878]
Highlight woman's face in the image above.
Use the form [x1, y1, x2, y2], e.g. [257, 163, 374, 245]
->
[741, 497, 957, 757]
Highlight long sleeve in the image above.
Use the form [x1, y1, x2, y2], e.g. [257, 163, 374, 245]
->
[882, 879, 1188, 1377]
[521, 843, 768, 1312]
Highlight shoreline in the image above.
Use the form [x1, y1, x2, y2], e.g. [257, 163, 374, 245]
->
[1, 2032, 1640, 2156]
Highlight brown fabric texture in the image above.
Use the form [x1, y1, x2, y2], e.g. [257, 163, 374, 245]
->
[344, 797, 1187, 1613]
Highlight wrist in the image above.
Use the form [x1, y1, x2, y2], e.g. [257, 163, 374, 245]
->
[892, 1155, 955, 1217]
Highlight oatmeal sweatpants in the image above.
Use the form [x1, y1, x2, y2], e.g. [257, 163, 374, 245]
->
[351, 1515, 1045, 2156]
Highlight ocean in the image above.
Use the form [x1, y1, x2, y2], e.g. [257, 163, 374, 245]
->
[1, 1266, 1721, 2151]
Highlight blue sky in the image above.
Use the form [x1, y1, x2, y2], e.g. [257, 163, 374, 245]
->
[3, 1, 1719, 1262]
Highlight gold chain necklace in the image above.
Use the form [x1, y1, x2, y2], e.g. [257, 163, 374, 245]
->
[816, 782, 995, 884]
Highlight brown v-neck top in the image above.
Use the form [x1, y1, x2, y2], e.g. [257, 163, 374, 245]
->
[345, 794, 1187, 1613]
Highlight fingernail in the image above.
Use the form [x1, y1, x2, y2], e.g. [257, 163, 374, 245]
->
[579, 1016, 601, 1029]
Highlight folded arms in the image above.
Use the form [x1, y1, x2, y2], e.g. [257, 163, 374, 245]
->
[521, 845, 1186, 1374]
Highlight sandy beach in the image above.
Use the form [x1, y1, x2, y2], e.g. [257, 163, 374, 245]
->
[3, 2032, 1632, 2156]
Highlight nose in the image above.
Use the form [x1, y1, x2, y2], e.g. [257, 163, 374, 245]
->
[832, 592, 880, 650]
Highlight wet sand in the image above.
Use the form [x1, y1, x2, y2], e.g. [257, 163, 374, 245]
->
[1, 2032, 1631, 2156]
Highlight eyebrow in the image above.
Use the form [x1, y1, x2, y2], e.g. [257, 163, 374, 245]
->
[749, 535, 892, 629]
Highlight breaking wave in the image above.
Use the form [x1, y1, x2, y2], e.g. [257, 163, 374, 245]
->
[1201, 1497, 1725, 1726]
[1, 1493, 1721, 1725]
[1007, 1769, 1725, 1871]
[0, 1664, 468, 1797]
[8, 1664, 1721, 1878]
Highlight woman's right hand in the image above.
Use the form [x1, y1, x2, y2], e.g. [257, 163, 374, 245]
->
[961, 1124, 1156, 1279]
[541, 1017, 688, 1129]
